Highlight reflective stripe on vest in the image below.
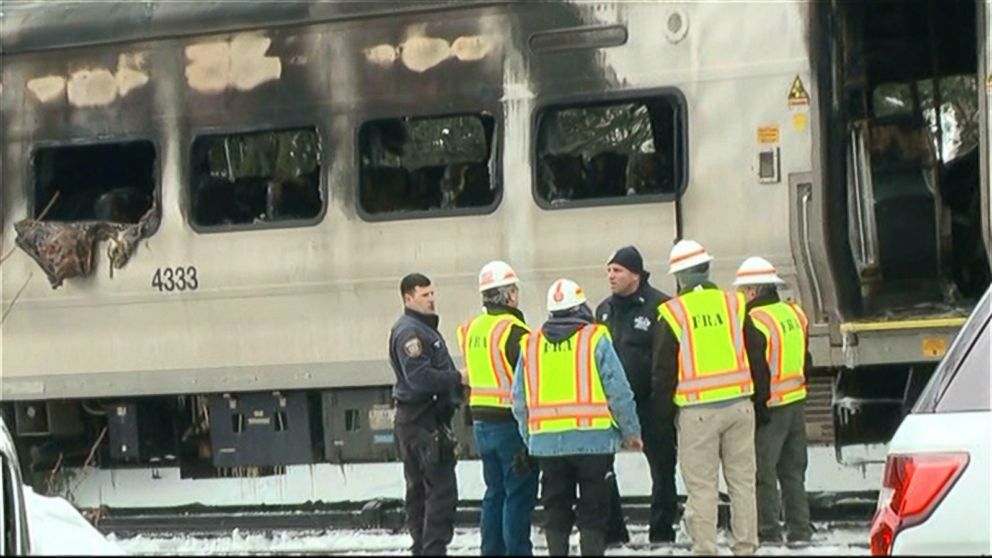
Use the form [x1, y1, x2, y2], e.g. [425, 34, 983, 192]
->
[521, 324, 613, 434]
[657, 289, 753, 407]
[457, 313, 527, 409]
[750, 302, 809, 407]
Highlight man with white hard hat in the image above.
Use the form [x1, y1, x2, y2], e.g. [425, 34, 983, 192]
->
[456, 261, 538, 555]
[733, 257, 812, 546]
[511, 278, 642, 556]
[650, 240, 768, 555]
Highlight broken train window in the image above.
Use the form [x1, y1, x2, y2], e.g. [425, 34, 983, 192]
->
[33, 140, 156, 223]
[535, 95, 685, 207]
[358, 113, 498, 217]
[17, 140, 159, 288]
[190, 127, 323, 228]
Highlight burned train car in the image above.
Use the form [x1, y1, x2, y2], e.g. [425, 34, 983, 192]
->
[0, 0, 989, 504]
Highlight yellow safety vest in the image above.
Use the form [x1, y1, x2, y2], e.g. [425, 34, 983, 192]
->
[749, 301, 809, 407]
[457, 312, 528, 409]
[520, 324, 614, 435]
[658, 289, 753, 407]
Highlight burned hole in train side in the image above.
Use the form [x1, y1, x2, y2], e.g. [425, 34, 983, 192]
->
[822, 0, 990, 318]
[535, 94, 685, 208]
[190, 127, 323, 228]
[358, 113, 498, 217]
[32, 141, 156, 223]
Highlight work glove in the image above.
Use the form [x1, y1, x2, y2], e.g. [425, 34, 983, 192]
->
[756, 406, 771, 428]
[512, 448, 535, 475]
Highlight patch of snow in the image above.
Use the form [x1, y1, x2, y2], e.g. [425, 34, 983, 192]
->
[109, 523, 869, 556]
[22, 485, 126, 556]
[68, 445, 883, 508]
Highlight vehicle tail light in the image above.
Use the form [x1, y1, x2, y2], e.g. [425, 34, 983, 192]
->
[869, 452, 969, 555]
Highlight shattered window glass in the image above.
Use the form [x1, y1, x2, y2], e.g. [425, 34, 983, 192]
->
[190, 128, 323, 227]
[358, 114, 497, 216]
[919, 75, 979, 163]
[535, 96, 684, 207]
[871, 82, 914, 119]
[33, 141, 156, 223]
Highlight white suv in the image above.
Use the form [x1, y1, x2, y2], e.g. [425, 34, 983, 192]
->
[870, 287, 991, 555]
[1, 417, 31, 556]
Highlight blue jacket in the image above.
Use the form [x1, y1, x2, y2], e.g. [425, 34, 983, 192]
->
[511, 312, 641, 457]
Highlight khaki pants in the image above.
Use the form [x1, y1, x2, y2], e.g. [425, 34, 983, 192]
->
[677, 398, 758, 555]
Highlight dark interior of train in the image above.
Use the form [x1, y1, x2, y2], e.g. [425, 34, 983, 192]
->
[358, 114, 496, 215]
[32, 141, 156, 223]
[535, 97, 681, 207]
[191, 128, 323, 227]
[821, 0, 990, 319]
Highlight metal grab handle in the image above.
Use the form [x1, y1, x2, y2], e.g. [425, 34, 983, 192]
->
[800, 187, 825, 320]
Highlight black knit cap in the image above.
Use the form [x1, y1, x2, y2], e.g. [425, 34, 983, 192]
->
[607, 245, 644, 275]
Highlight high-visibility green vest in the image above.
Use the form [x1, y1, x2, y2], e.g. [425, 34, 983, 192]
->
[457, 312, 528, 409]
[657, 289, 753, 407]
[749, 301, 809, 407]
[520, 324, 614, 434]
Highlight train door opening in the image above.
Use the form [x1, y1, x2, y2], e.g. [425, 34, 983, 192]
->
[820, 0, 990, 320]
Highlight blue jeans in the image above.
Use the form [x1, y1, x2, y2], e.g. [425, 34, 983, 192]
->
[474, 420, 540, 556]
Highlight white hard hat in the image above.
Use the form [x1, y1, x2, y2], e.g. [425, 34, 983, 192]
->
[546, 278, 587, 313]
[733, 256, 786, 286]
[668, 239, 714, 274]
[478, 260, 519, 292]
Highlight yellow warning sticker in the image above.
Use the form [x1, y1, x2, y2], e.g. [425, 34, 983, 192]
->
[788, 75, 809, 107]
[986, 74, 992, 91]
[757, 125, 780, 144]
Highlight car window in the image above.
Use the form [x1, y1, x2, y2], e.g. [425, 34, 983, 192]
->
[935, 320, 990, 413]
[914, 287, 991, 413]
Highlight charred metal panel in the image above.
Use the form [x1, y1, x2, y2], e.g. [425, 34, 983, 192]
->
[0, 1, 501, 55]
[208, 392, 315, 468]
[12, 401, 82, 437]
[322, 387, 396, 464]
[107, 403, 140, 462]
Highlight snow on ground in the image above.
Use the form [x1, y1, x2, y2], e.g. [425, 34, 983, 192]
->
[109, 523, 869, 556]
[68, 445, 885, 509]
[22, 485, 126, 556]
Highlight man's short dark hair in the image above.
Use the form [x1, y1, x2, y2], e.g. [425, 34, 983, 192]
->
[400, 273, 432, 297]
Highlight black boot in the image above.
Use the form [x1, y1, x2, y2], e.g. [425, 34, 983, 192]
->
[579, 529, 607, 556]
[546, 530, 571, 557]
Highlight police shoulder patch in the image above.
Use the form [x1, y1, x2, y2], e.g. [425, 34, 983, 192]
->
[403, 336, 423, 358]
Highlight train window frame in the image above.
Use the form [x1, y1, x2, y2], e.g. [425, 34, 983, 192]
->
[355, 110, 503, 223]
[27, 137, 162, 233]
[530, 88, 689, 211]
[187, 124, 326, 234]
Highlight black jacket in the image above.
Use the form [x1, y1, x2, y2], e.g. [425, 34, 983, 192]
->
[389, 308, 464, 425]
[595, 279, 670, 404]
[469, 304, 528, 423]
[650, 282, 771, 424]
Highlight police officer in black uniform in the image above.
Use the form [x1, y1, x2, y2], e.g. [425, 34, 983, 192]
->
[389, 273, 466, 556]
[595, 246, 678, 544]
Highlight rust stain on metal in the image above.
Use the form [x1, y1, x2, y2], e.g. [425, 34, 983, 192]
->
[231, 34, 281, 91]
[67, 68, 118, 107]
[26, 76, 66, 103]
[365, 44, 398, 67]
[400, 35, 451, 73]
[115, 53, 150, 97]
[451, 35, 494, 61]
[185, 33, 282, 93]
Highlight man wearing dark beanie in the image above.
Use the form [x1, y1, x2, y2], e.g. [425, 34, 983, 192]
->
[595, 245, 679, 544]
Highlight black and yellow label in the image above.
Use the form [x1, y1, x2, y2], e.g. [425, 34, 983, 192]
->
[788, 75, 809, 106]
